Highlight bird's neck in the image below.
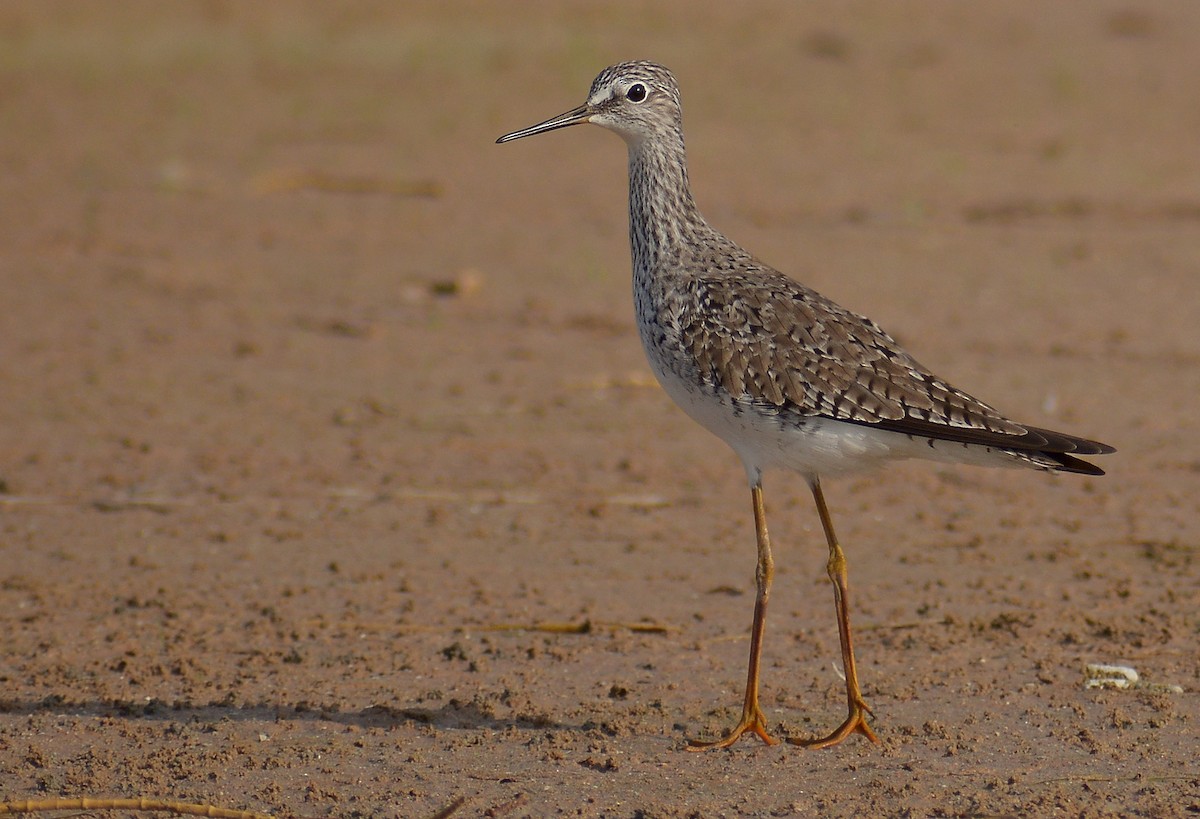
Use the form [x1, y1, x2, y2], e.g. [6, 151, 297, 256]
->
[626, 137, 708, 281]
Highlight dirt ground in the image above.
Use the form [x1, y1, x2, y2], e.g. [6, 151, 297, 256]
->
[1, 2, 1197, 817]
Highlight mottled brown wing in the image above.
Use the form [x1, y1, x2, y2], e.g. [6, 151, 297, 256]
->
[679, 267, 1108, 456]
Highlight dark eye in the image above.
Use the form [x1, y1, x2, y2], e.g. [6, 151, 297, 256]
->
[626, 83, 647, 103]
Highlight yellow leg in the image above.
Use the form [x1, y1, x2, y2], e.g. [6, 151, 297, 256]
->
[788, 477, 879, 749]
[688, 482, 780, 749]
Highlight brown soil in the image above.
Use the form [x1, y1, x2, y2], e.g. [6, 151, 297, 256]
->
[2, 3, 1197, 817]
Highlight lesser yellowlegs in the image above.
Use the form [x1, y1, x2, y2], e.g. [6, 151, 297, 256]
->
[497, 61, 1113, 750]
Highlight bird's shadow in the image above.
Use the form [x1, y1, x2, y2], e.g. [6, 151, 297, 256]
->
[0, 695, 573, 734]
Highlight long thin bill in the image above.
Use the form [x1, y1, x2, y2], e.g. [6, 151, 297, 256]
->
[496, 104, 590, 144]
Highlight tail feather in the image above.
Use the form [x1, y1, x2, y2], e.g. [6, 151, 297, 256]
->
[853, 417, 1114, 476]
[1035, 450, 1107, 476]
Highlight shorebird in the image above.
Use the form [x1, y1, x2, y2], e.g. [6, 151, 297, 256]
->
[496, 61, 1113, 750]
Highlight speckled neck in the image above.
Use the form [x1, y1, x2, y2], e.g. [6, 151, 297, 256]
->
[626, 132, 710, 285]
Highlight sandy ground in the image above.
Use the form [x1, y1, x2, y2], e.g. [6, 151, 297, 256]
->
[1, 2, 1198, 817]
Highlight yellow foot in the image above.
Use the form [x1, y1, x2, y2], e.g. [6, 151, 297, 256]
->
[687, 708, 780, 751]
[786, 700, 879, 749]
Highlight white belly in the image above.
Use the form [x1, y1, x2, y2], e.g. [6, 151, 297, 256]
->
[651, 360, 1023, 484]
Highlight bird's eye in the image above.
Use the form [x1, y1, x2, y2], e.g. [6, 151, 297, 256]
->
[626, 83, 647, 103]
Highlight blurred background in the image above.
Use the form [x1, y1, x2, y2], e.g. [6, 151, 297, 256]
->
[1, 3, 1196, 816]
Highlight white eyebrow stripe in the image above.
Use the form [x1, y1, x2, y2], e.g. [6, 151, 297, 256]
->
[588, 86, 616, 106]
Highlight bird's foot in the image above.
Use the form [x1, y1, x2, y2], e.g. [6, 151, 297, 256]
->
[786, 697, 878, 749]
[687, 705, 780, 751]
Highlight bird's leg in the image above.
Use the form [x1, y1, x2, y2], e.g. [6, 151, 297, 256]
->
[789, 477, 880, 749]
[688, 481, 780, 750]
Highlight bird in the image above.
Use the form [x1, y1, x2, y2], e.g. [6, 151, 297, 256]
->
[496, 61, 1113, 750]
